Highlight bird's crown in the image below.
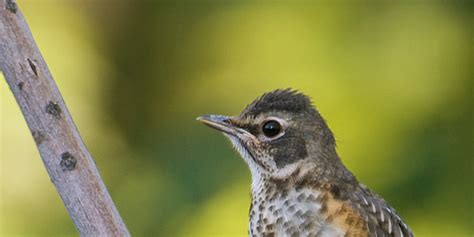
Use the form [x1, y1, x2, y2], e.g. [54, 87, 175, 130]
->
[241, 89, 315, 117]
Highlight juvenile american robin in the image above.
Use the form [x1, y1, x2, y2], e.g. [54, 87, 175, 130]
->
[198, 89, 414, 237]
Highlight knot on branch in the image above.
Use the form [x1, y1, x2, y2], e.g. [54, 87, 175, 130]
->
[46, 101, 62, 119]
[60, 152, 77, 171]
[6, 0, 17, 13]
[27, 58, 38, 76]
[32, 130, 46, 145]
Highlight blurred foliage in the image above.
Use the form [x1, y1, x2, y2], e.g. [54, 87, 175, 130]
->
[1, 0, 472, 236]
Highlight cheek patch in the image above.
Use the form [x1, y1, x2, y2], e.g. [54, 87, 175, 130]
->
[270, 132, 308, 168]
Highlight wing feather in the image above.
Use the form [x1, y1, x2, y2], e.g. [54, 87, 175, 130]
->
[351, 186, 414, 237]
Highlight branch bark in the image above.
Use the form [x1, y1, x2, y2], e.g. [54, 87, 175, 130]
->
[0, 1, 130, 236]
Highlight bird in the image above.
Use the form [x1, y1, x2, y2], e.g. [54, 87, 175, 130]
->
[197, 89, 414, 237]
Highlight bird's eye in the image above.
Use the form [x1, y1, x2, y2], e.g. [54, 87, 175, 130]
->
[262, 120, 282, 138]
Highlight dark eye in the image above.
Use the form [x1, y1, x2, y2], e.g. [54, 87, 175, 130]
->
[262, 120, 282, 138]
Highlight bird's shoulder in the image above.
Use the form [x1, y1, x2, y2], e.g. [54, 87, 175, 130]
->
[346, 184, 414, 237]
[301, 179, 414, 237]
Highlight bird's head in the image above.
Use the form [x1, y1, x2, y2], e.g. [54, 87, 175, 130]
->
[198, 89, 340, 181]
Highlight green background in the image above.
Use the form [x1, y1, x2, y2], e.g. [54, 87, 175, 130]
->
[1, 1, 472, 236]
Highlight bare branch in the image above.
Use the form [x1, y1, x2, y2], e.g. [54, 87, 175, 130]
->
[0, 1, 130, 236]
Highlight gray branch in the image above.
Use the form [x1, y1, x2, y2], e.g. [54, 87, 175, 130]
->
[0, 1, 130, 236]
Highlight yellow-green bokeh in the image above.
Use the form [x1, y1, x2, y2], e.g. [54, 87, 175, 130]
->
[1, 1, 472, 236]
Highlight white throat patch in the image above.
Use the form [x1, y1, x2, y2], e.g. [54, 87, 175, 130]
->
[225, 135, 264, 191]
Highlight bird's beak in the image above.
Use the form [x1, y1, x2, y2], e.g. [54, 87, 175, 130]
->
[197, 114, 242, 137]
